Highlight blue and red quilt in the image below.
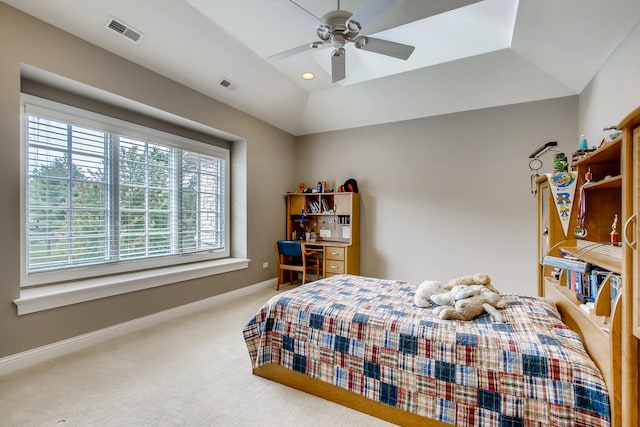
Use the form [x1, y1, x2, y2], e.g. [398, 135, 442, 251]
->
[243, 274, 610, 426]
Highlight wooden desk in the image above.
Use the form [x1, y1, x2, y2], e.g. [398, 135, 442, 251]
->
[286, 192, 360, 278]
[303, 241, 360, 278]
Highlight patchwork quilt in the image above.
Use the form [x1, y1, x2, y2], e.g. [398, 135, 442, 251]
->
[243, 274, 610, 426]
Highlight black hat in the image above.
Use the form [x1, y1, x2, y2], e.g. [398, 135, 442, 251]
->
[344, 178, 359, 193]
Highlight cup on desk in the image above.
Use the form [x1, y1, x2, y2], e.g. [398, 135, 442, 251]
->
[305, 232, 311, 241]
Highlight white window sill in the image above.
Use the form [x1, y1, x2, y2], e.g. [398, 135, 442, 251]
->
[14, 258, 250, 315]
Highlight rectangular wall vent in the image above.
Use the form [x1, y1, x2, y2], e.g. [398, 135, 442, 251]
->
[219, 78, 238, 91]
[106, 17, 142, 42]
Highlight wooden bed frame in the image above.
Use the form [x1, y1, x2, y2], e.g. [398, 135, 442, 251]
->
[253, 363, 450, 427]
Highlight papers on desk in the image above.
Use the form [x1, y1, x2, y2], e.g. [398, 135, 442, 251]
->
[342, 226, 351, 239]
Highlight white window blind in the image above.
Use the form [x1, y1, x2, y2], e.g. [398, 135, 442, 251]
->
[23, 97, 229, 286]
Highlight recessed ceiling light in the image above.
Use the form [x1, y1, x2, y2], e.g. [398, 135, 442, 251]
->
[302, 72, 315, 80]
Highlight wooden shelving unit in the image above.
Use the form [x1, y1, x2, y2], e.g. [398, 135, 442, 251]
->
[537, 133, 626, 425]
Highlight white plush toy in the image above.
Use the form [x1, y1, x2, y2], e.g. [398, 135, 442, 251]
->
[430, 283, 483, 306]
[413, 280, 450, 307]
[432, 284, 506, 322]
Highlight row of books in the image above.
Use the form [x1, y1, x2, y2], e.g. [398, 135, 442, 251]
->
[563, 267, 622, 312]
[306, 199, 331, 214]
[543, 255, 622, 312]
[565, 269, 607, 302]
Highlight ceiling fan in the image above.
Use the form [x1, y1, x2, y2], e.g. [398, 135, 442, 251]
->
[269, 0, 415, 83]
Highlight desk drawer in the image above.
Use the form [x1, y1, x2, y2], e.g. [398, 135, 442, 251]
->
[325, 259, 345, 274]
[325, 247, 345, 261]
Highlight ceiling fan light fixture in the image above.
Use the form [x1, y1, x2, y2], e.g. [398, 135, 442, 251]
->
[345, 19, 361, 33]
[316, 25, 330, 41]
[354, 36, 367, 49]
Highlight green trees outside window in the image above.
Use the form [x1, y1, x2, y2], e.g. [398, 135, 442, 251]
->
[25, 111, 227, 276]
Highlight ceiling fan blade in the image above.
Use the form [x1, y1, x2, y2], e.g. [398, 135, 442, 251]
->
[354, 37, 414, 60]
[331, 49, 346, 83]
[267, 41, 328, 61]
[350, 0, 403, 31]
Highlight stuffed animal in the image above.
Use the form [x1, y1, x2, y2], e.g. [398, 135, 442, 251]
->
[430, 283, 483, 306]
[413, 280, 451, 308]
[447, 272, 499, 294]
[433, 284, 506, 322]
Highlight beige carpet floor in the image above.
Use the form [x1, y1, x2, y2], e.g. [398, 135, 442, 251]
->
[0, 283, 394, 427]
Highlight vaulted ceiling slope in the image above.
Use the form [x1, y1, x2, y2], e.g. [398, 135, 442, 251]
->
[4, 0, 640, 136]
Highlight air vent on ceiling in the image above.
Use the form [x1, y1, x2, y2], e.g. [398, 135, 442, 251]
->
[106, 17, 142, 42]
[219, 78, 238, 91]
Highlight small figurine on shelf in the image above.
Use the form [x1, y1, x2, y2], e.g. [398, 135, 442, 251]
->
[578, 134, 588, 150]
[585, 167, 593, 183]
[553, 153, 568, 172]
[611, 214, 620, 246]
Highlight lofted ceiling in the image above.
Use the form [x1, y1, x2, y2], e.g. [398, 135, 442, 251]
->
[4, 0, 640, 136]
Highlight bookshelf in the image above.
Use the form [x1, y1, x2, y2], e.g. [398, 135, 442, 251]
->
[536, 106, 640, 425]
[537, 135, 625, 425]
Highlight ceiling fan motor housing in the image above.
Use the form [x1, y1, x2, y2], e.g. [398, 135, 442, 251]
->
[318, 10, 361, 45]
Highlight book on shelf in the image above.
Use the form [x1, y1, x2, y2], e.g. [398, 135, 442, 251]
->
[588, 269, 609, 302]
[542, 255, 590, 272]
[610, 274, 622, 312]
[321, 199, 329, 213]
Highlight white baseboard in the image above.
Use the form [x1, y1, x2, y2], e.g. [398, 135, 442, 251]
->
[0, 278, 277, 377]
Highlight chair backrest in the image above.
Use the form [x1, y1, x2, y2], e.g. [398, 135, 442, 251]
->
[277, 240, 302, 257]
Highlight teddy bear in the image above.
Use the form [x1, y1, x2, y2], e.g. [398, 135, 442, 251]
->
[413, 280, 451, 308]
[432, 283, 506, 322]
[430, 283, 483, 306]
[447, 272, 499, 294]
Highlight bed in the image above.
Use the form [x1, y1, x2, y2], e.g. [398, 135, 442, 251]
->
[243, 274, 610, 426]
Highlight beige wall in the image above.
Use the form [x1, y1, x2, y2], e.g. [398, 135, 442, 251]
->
[295, 97, 579, 294]
[579, 21, 640, 144]
[0, 3, 295, 357]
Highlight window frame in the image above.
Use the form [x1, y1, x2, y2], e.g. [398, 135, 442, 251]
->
[20, 94, 232, 288]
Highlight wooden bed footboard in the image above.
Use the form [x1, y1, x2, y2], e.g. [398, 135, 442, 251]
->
[253, 363, 451, 427]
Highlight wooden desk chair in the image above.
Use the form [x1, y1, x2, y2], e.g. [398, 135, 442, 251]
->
[275, 240, 322, 290]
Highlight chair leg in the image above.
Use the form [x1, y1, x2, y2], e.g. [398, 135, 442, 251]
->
[277, 267, 282, 291]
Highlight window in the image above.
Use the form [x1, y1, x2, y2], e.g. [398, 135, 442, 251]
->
[22, 96, 230, 287]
